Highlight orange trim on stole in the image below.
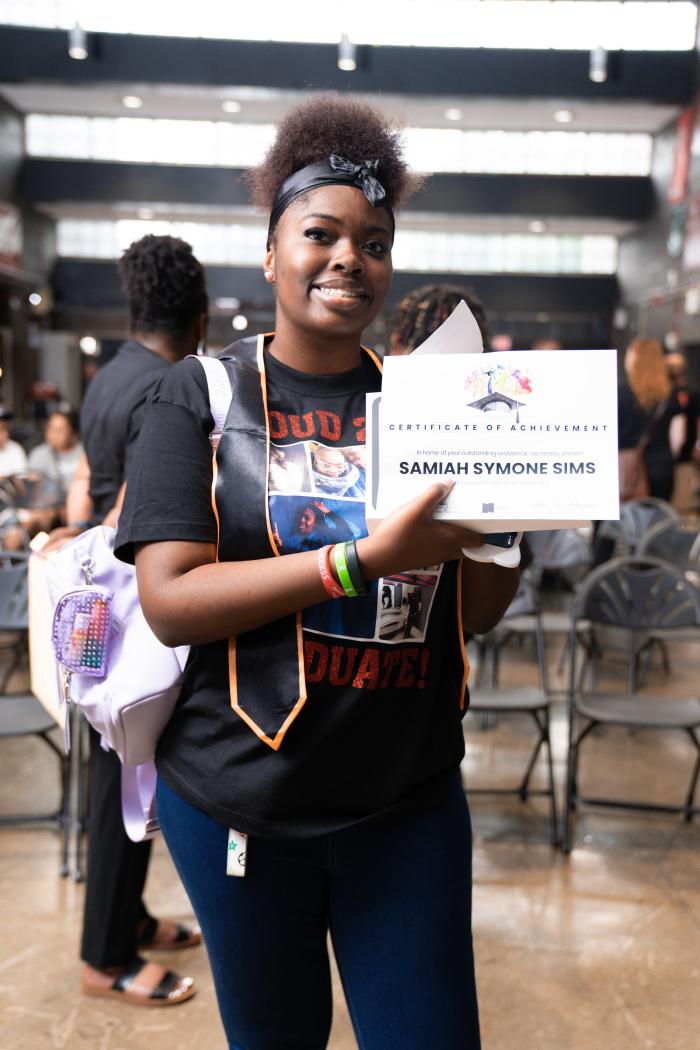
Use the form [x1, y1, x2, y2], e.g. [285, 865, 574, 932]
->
[226, 333, 308, 750]
[210, 454, 221, 557]
[456, 561, 471, 711]
[362, 345, 383, 374]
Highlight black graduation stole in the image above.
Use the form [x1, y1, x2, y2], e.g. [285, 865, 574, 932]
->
[212, 334, 384, 750]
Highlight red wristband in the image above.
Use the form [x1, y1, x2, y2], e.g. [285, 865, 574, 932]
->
[318, 545, 345, 599]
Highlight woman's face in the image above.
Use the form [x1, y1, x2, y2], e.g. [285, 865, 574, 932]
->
[46, 414, 76, 451]
[265, 184, 393, 344]
[298, 507, 317, 533]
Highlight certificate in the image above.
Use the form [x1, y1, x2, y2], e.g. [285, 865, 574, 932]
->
[366, 348, 620, 533]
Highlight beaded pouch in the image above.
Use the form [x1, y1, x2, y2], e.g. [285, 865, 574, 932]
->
[52, 586, 113, 677]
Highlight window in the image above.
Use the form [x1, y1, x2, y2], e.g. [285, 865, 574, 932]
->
[27, 115, 653, 177]
[56, 218, 618, 274]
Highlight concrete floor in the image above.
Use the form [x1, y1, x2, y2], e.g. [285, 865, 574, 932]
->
[1, 633, 699, 1050]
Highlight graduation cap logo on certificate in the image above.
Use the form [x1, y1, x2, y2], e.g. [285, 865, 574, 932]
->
[464, 364, 532, 421]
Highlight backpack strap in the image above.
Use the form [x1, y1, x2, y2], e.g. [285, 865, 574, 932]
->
[191, 355, 234, 450]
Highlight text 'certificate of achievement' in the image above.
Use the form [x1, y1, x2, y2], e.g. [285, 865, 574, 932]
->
[367, 348, 620, 533]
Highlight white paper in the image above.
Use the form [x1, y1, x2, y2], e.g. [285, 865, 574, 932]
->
[411, 299, 484, 357]
[367, 349, 620, 533]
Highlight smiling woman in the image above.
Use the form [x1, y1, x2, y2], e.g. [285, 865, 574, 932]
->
[113, 92, 519, 1050]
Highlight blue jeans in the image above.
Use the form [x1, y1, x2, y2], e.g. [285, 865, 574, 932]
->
[156, 773, 481, 1050]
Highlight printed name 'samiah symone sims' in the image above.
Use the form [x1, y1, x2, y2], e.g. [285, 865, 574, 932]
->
[399, 460, 597, 475]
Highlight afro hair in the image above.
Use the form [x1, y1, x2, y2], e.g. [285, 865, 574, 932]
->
[119, 234, 208, 337]
[246, 93, 419, 220]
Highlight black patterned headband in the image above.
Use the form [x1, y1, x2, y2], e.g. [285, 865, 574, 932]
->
[267, 154, 394, 246]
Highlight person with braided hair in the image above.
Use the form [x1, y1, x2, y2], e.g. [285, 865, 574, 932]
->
[116, 95, 518, 1048]
[389, 282, 491, 355]
[78, 235, 207, 1007]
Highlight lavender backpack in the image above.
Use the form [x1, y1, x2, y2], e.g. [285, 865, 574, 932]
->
[48, 355, 232, 841]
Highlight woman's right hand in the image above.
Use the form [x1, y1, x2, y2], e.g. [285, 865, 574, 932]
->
[357, 483, 483, 580]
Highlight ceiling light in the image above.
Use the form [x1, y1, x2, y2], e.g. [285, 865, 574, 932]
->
[589, 46, 608, 84]
[528, 220, 546, 234]
[215, 297, 241, 310]
[68, 23, 88, 60]
[553, 109, 574, 124]
[232, 314, 248, 331]
[137, 207, 155, 220]
[444, 108, 463, 121]
[28, 292, 42, 306]
[337, 34, 357, 72]
[221, 100, 242, 114]
[122, 95, 143, 110]
[79, 336, 100, 356]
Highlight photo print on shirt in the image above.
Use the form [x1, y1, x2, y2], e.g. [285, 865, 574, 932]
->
[267, 441, 366, 500]
[269, 485, 444, 646]
[378, 571, 441, 642]
[268, 441, 312, 495]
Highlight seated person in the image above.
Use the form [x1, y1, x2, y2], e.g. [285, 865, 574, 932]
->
[0, 417, 28, 478]
[28, 409, 84, 501]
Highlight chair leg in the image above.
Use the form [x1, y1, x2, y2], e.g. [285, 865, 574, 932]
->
[519, 712, 545, 798]
[683, 729, 700, 822]
[542, 709, 560, 848]
[563, 737, 575, 854]
[0, 639, 24, 694]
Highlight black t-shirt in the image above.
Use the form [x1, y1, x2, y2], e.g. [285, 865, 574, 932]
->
[80, 341, 170, 518]
[675, 383, 700, 462]
[116, 343, 467, 838]
[617, 384, 681, 468]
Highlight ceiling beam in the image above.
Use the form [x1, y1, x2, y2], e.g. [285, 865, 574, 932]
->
[52, 258, 618, 315]
[0, 26, 695, 104]
[22, 158, 654, 222]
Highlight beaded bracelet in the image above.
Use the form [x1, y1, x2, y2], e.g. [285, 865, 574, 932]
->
[332, 542, 358, 598]
[343, 539, 368, 596]
[317, 545, 345, 599]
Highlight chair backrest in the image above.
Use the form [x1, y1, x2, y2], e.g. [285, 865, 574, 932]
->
[572, 555, 700, 632]
[501, 575, 549, 692]
[569, 555, 700, 697]
[0, 555, 29, 631]
[636, 517, 700, 574]
[503, 574, 539, 619]
[597, 498, 679, 554]
[526, 528, 592, 572]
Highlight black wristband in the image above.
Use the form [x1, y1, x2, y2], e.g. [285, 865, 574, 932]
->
[344, 539, 367, 596]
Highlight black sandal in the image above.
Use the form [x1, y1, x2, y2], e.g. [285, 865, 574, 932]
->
[138, 916, 202, 951]
[81, 957, 195, 1007]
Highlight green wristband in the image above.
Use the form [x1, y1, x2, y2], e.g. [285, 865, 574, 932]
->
[333, 542, 358, 598]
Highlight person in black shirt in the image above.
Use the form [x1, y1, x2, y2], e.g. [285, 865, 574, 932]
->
[617, 338, 685, 501]
[666, 351, 700, 464]
[117, 97, 518, 1048]
[78, 235, 207, 1007]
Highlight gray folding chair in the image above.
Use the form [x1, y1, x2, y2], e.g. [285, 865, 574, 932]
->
[468, 577, 559, 846]
[563, 555, 700, 852]
[526, 527, 592, 607]
[0, 554, 70, 871]
[637, 516, 700, 575]
[597, 497, 679, 558]
[631, 516, 700, 676]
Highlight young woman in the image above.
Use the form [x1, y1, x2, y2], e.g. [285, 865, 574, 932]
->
[116, 95, 519, 1049]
